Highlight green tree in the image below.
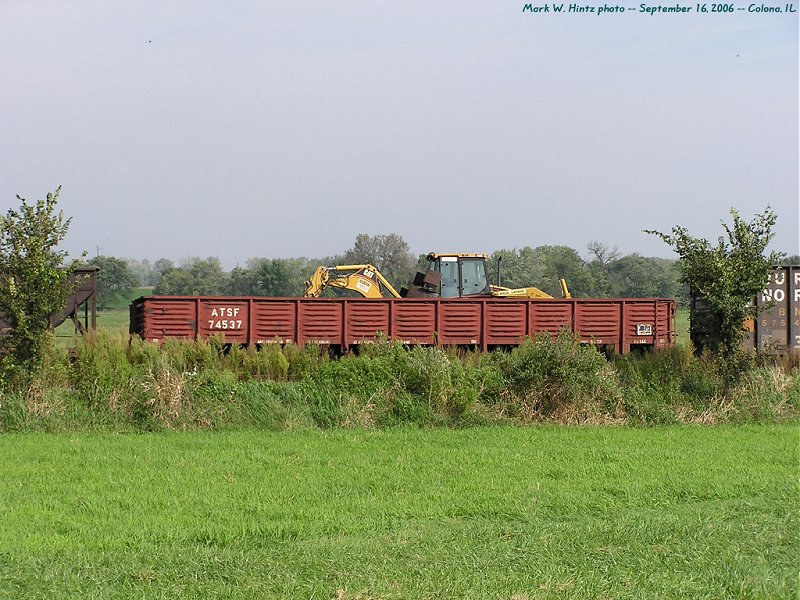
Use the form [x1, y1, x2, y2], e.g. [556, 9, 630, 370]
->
[648, 207, 782, 356]
[226, 259, 294, 296]
[606, 254, 681, 299]
[152, 258, 174, 286]
[154, 268, 194, 295]
[488, 246, 598, 297]
[226, 257, 316, 297]
[226, 265, 258, 295]
[343, 234, 416, 289]
[487, 247, 546, 291]
[153, 257, 226, 295]
[257, 259, 292, 296]
[89, 255, 139, 309]
[284, 257, 317, 296]
[0, 187, 81, 373]
[535, 245, 598, 297]
[188, 257, 226, 295]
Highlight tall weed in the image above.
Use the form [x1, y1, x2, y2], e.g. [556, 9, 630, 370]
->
[1, 330, 797, 431]
[615, 346, 797, 424]
[69, 331, 138, 407]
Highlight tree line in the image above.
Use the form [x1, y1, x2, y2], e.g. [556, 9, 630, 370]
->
[86, 233, 701, 309]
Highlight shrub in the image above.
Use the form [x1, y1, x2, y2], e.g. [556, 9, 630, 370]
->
[613, 345, 800, 424]
[489, 331, 622, 421]
[0, 188, 81, 375]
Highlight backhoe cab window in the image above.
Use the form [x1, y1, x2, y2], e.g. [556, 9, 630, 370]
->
[431, 256, 489, 298]
[438, 258, 460, 298]
[460, 258, 488, 296]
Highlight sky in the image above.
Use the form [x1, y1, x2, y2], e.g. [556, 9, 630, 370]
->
[1, 0, 797, 268]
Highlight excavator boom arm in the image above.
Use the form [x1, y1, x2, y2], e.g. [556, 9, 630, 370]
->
[304, 264, 402, 299]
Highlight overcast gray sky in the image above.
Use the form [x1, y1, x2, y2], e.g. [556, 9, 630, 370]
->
[2, 1, 797, 267]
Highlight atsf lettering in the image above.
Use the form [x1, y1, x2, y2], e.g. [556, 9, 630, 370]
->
[208, 306, 243, 330]
[210, 307, 241, 318]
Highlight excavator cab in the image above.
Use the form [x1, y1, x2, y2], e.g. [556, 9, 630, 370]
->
[426, 253, 491, 298]
[407, 252, 570, 299]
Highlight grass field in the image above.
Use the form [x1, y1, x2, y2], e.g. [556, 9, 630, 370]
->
[53, 287, 152, 342]
[0, 425, 796, 599]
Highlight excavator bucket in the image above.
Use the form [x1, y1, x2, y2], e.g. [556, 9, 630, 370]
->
[401, 270, 441, 297]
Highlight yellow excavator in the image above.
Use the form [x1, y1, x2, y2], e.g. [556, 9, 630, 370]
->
[304, 264, 401, 299]
[304, 253, 571, 299]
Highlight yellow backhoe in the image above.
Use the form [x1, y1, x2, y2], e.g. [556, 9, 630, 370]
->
[304, 253, 571, 300]
[304, 264, 401, 299]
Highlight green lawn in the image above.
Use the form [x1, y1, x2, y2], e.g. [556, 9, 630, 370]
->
[676, 308, 689, 346]
[53, 287, 152, 342]
[53, 308, 129, 342]
[107, 287, 153, 310]
[0, 425, 795, 599]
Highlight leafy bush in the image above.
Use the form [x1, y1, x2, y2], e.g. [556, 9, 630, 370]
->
[648, 207, 782, 356]
[0, 188, 81, 375]
[488, 331, 622, 421]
